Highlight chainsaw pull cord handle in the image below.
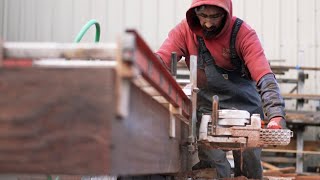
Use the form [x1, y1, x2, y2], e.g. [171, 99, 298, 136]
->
[74, 19, 101, 43]
[211, 95, 219, 135]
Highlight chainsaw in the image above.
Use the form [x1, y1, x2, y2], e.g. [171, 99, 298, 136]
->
[197, 95, 293, 150]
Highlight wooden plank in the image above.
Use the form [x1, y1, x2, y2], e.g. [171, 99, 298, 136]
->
[180, 168, 218, 179]
[0, 175, 83, 180]
[264, 167, 296, 175]
[261, 157, 296, 164]
[271, 174, 320, 180]
[261, 161, 280, 170]
[296, 176, 320, 180]
[0, 68, 115, 175]
[277, 78, 299, 84]
[263, 149, 320, 155]
[286, 111, 320, 125]
[271, 65, 320, 72]
[142, 86, 161, 96]
[111, 82, 189, 175]
[263, 140, 320, 151]
[0, 68, 189, 175]
[282, 93, 320, 101]
[3, 42, 117, 60]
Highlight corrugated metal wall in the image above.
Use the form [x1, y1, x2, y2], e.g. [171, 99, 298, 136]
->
[0, 0, 190, 49]
[1, 0, 320, 111]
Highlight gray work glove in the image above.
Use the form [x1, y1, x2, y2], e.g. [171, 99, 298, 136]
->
[257, 73, 287, 129]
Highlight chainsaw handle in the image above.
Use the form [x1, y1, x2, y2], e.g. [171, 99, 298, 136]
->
[211, 95, 219, 135]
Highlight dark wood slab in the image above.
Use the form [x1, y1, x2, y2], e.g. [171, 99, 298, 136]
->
[111, 81, 188, 175]
[0, 67, 188, 176]
[0, 68, 115, 175]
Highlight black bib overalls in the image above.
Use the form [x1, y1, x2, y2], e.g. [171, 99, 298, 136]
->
[196, 18, 263, 179]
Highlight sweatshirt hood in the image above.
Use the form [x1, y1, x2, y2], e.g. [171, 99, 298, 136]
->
[186, 0, 233, 38]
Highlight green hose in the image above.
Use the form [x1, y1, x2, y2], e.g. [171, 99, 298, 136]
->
[74, 19, 101, 43]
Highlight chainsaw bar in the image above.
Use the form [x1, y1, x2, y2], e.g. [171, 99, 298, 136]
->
[260, 129, 293, 146]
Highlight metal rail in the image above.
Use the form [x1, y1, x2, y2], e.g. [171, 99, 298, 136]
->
[125, 30, 191, 119]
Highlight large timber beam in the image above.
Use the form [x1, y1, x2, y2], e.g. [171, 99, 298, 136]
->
[0, 31, 190, 176]
[0, 67, 188, 176]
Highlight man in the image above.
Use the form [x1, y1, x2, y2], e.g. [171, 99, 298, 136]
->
[155, 0, 287, 179]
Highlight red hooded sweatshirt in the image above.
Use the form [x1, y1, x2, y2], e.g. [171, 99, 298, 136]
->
[156, 0, 272, 83]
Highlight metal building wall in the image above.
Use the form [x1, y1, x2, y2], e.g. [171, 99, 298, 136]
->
[0, 0, 191, 50]
[0, 1, 3, 37]
[1, 0, 320, 110]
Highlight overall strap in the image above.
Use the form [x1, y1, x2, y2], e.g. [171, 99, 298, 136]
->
[197, 36, 215, 66]
[230, 18, 252, 79]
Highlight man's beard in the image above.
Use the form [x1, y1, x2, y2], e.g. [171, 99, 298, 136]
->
[202, 17, 226, 39]
[202, 25, 222, 39]
[203, 27, 219, 39]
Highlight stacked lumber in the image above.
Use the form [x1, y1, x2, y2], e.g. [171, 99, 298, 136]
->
[262, 161, 320, 180]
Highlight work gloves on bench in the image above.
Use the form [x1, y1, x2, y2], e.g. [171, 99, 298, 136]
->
[257, 73, 287, 129]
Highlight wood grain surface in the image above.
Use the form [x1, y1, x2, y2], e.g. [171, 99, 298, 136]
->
[0, 68, 115, 175]
[0, 67, 189, 176]
[111, 81, 188, 175]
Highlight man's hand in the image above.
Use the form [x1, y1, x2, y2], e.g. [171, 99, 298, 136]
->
[267, 116, 287, 129]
